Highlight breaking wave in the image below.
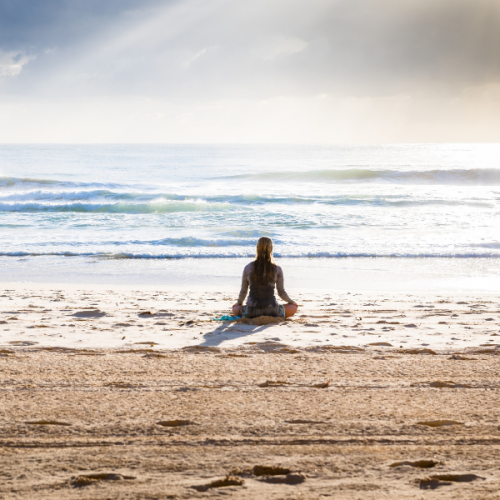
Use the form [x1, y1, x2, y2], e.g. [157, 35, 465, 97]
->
[226, 168, 500, 185]
[0, 186, 493, 213]
[0, 200, 234, 214]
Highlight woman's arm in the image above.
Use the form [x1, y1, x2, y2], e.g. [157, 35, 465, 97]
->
[276, 266, 295, 304]
[237, 265, 250, 305]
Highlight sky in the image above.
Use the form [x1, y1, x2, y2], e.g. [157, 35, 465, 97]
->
[1, 0, 500, 143]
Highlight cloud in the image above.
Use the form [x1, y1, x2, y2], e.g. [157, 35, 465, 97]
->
[1, 0, 499, 99]
[260, 37, 308, 60]
[1, 0, 500, 141]
[0, 50, 33, 78]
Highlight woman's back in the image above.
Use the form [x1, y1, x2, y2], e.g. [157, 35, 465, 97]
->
[239, 261, 291, 308]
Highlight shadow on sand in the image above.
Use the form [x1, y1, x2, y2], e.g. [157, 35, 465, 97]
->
[197, 321, 281, 348]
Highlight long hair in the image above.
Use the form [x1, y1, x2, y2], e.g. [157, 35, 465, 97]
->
[253, 237, 276, 284]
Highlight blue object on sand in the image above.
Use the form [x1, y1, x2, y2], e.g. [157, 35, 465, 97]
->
[212, 315, 242, 321]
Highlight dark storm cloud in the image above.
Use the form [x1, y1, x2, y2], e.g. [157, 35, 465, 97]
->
[1, 0, 500, 98]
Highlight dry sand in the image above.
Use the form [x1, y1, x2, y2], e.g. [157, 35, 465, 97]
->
[1, 285, 499, 498]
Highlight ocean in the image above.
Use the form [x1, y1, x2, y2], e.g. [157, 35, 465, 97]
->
[1, 143, 500, 291]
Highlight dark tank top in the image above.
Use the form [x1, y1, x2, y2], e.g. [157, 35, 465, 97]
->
[248, 269, 278, 308]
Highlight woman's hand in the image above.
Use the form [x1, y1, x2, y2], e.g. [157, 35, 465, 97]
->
[289, 301, 298, 307]
[232, 303, 242, 316]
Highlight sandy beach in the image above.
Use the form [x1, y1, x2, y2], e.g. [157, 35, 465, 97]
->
[1, 285, 499, 498]
[1, 284, 499, 351]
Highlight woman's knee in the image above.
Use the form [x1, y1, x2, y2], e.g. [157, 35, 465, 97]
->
[284, 304, 298, 318]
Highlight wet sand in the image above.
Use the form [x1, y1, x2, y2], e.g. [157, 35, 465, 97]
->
[1, 285, 500, 498]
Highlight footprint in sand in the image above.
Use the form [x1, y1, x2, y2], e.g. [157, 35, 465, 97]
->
[449, 354, 474, 360]
[253, 465, 291, 476]
[25, 420, 71, 426]
[429, 474, 484, 482]
[192, 476, 244, 492]
[400, 348, 436, 355]
[104, 382, 138, 389]
[417, 474, 484, 489]
[157, 419, 194, 427]
[156, 311, 175, 317]
[70, 473, 136, 487]
[258, 473, 306, 485]
[258, 380, 289, 387]
[430, 474, 486, 483]
[417, 420, 463, 427]
[310, 381, 330, 388]
[417, 478, 451, 490]
[429, 381, 471, 388]
[71, 310, 106, 318]
[285, 419, 326, 424]
[390, 460, 441, 468]
[252, 466, 306, 484]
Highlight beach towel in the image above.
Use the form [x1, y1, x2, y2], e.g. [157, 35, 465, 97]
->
[212, 315, 241, 322]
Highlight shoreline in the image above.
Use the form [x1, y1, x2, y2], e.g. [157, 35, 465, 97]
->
[2, 256, 500, 293]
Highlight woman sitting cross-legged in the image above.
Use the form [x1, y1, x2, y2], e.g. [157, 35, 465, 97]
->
[232, 237, 298, 319]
